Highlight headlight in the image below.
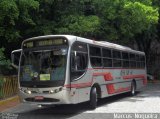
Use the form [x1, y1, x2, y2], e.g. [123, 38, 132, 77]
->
[49, 90, 54, 94]
[24, 90, 31, 94]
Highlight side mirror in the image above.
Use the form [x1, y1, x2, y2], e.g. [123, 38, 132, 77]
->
[11, 49, 22, 69]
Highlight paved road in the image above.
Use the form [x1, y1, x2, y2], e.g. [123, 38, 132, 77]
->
[2, 83, 160, 119]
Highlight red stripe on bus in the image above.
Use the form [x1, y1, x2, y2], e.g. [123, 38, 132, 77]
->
[123, 74, 145, 80]
[114, 87, 130, 93]
[106, 84, 130, 94]
[93, 72, 113, 81]
[106, 84, 115, 94]
[123, 74, 147, 85]
[93, 72, 107, 76]
[87, 68, 145, 70]
[64, 82, 92, 88]
[104, 73, 113, 81]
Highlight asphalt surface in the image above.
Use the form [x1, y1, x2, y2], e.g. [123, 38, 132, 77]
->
[2, 83, 160, 119]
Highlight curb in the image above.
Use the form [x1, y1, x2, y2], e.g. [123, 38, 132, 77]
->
[0, 95, 20, 112]
[148, 80, 160, 84]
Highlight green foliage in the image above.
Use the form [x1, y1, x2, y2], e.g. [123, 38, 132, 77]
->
[17, 0, 39, 26]
[120, 1, 158, 38]
[57, 15, 100, 37]
[0, 0, 39, 42]
[0, 0, 19, 41]
[0, 48, 11, 72]
[91, 0, 159, 41]
[1, 0, 157, 42]
[0, 0, 160, 74]
[0, 0, 19, 25]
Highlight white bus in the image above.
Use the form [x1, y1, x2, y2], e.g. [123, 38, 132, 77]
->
[11, 35, 147, 109]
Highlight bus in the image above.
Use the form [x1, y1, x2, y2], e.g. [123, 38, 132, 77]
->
[11, 35, 147, 109]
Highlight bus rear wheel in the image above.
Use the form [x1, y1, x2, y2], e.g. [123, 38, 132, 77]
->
[89, 87, 97, 109]
[130, 81, 136, 96]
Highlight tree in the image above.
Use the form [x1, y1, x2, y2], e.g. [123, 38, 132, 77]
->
[0, 48, 10, 74]
[0, 0, 39, 43]
[0, 0, 39, 74]
[91, 0, 158, 41]
[0, 0, 19, 42]
[57, 15, 100, 38]
[0, 0, 159, 74]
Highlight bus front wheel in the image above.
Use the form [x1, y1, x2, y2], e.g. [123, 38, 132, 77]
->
[89, 87, 97, 109]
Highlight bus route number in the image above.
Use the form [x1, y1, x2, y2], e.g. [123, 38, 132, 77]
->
[120, 70, 132, 76]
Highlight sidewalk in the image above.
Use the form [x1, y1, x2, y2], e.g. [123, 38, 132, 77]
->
[148, 79, 160, 84]
[0, 95, 20, 112]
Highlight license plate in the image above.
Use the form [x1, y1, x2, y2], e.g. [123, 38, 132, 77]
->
[34, 96, 44, 100]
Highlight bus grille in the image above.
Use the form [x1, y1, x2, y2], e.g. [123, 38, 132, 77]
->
[25, 97, 60, 102]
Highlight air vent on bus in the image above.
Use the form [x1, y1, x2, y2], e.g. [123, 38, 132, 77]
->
[25, 97, 60, 102]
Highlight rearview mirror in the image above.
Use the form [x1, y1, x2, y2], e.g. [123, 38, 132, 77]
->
[11, 49, 22, 69]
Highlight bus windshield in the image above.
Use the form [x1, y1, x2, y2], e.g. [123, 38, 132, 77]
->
[20, 47, 68, 87]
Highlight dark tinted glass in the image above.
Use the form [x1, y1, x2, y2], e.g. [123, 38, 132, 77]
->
[113, 59, 121, 67]
[103, 58, 112, 67]
[122, 52, 129, 59]
[113, 50, 121, 59]
[102, 48, 112, 58]
[90, 46, 101, 57]
[130, 53, 136, 60]
[72, 42, 87, 52]
[90, 57, 102, 67]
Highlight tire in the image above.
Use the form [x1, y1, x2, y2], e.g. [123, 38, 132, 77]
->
[130, 81, 136, 96]
[89, 87, 97, 109]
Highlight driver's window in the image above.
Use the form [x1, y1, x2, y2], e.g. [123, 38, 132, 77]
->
[71, 42, 88, 80]
[71, 53, 76, 70]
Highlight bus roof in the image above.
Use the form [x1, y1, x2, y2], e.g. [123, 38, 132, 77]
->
[23, 35, 145, 55]
[76, 36, 145, 55]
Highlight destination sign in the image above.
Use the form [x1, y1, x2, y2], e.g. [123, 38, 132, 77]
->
[23, 38, 67, 48]
[25, 42, 33, 48]
[37, 39, 64, 46]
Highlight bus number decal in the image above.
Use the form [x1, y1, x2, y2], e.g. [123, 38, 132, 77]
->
[120, 70, 133, 77]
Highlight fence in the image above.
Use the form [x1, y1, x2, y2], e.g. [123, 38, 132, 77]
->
[0, 76, 18, 100]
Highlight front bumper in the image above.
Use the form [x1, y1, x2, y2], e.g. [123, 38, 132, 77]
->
[18, 87, 77, 105]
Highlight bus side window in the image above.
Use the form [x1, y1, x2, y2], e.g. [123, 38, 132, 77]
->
[90, 46, 102, 68]
[129, 53, 136, 68]
[113, 50, 122, 67]
[122, 52, 129, 68]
